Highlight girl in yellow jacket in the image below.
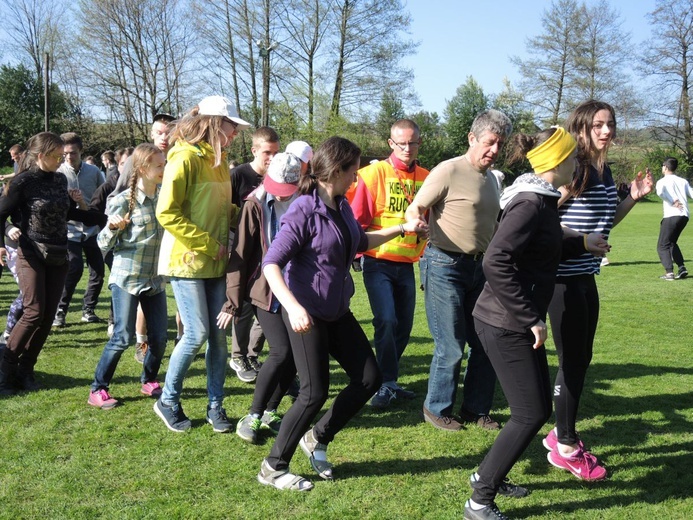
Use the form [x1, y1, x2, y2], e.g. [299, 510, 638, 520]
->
[153, 96, 249, 433]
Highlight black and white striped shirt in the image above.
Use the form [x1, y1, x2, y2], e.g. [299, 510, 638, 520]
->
[557, 165, 618, 277]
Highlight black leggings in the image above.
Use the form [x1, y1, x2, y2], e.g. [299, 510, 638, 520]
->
[472, 319, 552, 505]
[547, 274, 599, 446]
[266, 309, 381, 471]
[249, 307, 297, 416]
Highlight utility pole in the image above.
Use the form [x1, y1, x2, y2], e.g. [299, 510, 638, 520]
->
[44, 53, 50, 132]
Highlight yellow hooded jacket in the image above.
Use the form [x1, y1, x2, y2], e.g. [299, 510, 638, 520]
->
[156, 140, 238, 278]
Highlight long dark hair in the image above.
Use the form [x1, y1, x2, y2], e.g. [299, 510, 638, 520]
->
[297, 137, 361, 195]
[565, 100, 616, 197]
[5, 132, 64, 195]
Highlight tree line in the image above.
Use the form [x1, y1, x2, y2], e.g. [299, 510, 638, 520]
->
[0, 0, 691, 181]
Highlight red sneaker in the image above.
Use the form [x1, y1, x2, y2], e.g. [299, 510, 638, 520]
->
[140, 381, 163, 397]
[88, 389, 118, 410]
[548, 447, 607, 481]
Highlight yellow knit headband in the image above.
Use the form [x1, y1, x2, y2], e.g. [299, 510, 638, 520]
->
[526, 127, 576, 173]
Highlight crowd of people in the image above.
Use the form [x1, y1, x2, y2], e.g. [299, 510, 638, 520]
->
[4, 93, 686, 519]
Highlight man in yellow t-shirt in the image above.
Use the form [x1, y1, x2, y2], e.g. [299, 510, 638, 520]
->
[348, 119, 429, 408]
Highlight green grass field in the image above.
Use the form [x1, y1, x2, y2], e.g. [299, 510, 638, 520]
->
[1, 201, 692, 519]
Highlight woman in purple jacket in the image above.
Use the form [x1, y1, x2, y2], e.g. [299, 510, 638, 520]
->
[258, 136, 428, 491]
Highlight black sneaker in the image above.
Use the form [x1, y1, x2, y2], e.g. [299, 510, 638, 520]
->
[16, 369, 41, 392]
[394, 385, 416, 399]
[470, 473, 529, 498]
[81, 309, 102, 323]
[52, 310, 66, 328]
[229, 355, 257, 383]
[154, 399, 192, 432]
[206, 405, 232, 433]
[676, 267, 688, 279]
[247, 356, 263, 373]
[371, 385, 396, 408]
[463, 500, 510, 520]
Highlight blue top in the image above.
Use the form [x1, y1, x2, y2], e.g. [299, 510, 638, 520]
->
[262, 190, 369, 322]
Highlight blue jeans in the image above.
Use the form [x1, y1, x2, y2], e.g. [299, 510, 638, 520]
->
[420, 244, 496, 417]
[92, 284, 168, 391]
[362, 256, 415, 385]
[161, 277, 227, 407]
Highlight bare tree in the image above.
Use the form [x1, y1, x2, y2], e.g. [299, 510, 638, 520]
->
[327, 0, 416, 119]
[512, 0, 586, 125]
[74, 0, 195, 142]
[0, 0, 66, 79]
[274, 0, 333, 132]
[641, 0, 693, 162]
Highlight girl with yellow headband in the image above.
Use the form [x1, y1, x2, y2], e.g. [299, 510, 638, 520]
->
[463, 127, 610, 520]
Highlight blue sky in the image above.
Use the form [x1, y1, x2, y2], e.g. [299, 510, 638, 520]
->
[401, 0, 659, 116]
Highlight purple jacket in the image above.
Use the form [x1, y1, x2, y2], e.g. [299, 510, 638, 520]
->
[262, 190, 368, 322]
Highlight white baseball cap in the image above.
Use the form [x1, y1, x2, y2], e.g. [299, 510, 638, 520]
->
[197, 95, 251, 130]
[264, 152, 301, 197]
[285, 141, 313, 164]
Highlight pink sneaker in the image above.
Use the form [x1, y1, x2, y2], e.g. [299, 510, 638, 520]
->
[547, 447, 607, 481]
[88, 389, 118, 409]
[141, 381, 162, 397]
[542, 429, 585, 451]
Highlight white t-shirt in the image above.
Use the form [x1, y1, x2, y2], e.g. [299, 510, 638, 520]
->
[656, 174, 693, 218]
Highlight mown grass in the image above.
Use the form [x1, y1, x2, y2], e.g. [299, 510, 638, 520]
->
[0, 200, 692, 519]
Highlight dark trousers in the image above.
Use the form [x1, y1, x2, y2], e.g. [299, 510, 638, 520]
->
[657, 216, 688, 272]
[266, 310, 381, 471]
[3, 246, 68, 371]
[58, 235, 105, 313]
[547, 274, 599, 446]
[250, 307, 297, 416]
[472, 319, 552, 505]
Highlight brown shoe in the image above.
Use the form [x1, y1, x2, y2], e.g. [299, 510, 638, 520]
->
[458, 407, 501, 430]
[134, 342, 148, 364]
[423, 405, 464, 431]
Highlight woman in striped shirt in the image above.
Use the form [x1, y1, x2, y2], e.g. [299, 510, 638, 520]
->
[544, 100, 653, 480]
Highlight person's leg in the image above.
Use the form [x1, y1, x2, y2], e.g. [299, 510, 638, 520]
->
[81, 236, 105, 314]
[139, 289, 168, 384]
[160, 277, 211, 406]
[12, 248, 68, 378]
[91, 285, 139, 391]
[460, 266, 497, 416]
[669, 216, 689, 268]
[56, 240, 84, 315]
[247, 318, 266, 360]
[393, 262, 416, 368]
[266, 311, 330, 472]
[203, 277, 228, 408]
[472, 319, 552, 505]
[231, 301, 255, 359]
[313, 311, 382, 444]
[362, 257, 402, 386]
[421, 247, 470, 417]
[548, 275, 599, 447]
[657, 217, 677, 273]
[251, 308, 296, 416]
[4, 245, 24, 336]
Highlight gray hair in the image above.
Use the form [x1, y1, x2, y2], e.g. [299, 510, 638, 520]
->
[469, 109, 513, 139]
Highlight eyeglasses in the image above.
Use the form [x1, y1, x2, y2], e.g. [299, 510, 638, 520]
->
[391, 140, 420, 151]
[223, 118, 239, 132]
[48, 153, 65, 162]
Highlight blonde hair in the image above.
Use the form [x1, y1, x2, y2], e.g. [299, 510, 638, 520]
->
[127, 143, 163, 215]
[169, 105, 227, 167]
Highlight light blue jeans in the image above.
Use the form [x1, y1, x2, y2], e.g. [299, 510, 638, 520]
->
[161, 276, 227, 408]
[420, 244, 497, 417]
[92, 284, 167, 391]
